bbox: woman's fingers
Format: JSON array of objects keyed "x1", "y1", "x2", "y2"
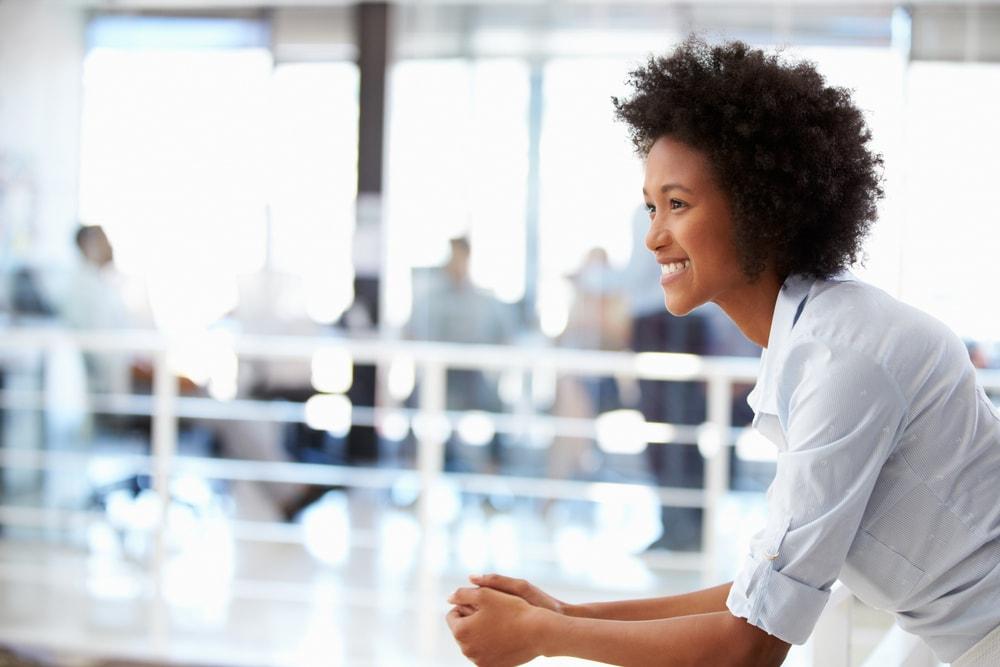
[
  {"x1": 470, "y1": 573, "x2": 525, "y2": 595},
  {"x1": 445, "y1": 607, "x2": 464, "y2": 634},
  {"x1": 448, "y1": 586, "x2": 484, "y2": 607},
  {"x1": 456, "y1": 604, "x2": 476, "y2": 617}
]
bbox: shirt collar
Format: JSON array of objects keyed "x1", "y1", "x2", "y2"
[{"x1": 746, "y1": 274, "x2": 816, "y2": 415}]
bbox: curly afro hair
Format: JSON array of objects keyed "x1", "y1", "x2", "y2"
[{"x1": 613, "y1": 37, "x2": 883, "y2": 281}]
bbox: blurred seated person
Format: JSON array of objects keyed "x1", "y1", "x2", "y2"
[
  {"x1": 59, "y1": 224, "x2": 153, "y2": 397},
  {"x1": 407, "y1": 237, "x2": 514, "y2": 470}
]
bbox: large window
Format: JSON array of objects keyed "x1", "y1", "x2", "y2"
[
  {"x1": 536, "y1": 57, "x2": 643, "y2": 337},
  {"x1": 901, "y1": 62, "x2": 1000, "y2": 341},
  {"x1": 78, "y1": 16, "x2": 359, "y2": 335}
]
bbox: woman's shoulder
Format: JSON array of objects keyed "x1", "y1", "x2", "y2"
[
  {"x1": 799, "y1": 278, "x2": 948, "y2": 346},
  {"x1": 790, "y1": 277, "x2": 969, "y2": 387}
]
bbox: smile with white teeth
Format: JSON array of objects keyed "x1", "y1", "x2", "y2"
[{"x1": 660, "y1": 259, "x2": 690, "y2": 275}]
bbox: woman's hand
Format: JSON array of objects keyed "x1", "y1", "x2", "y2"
[
  {"x1": 468, "y1": 573, "x2": 569, "y2": 615},
  {"x1": 446, "y1": 586, "x2": 553, "y2": 667}
]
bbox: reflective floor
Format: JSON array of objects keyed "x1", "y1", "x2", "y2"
[{"x1": 0, "y1": 487, "x2": 894, "y2": 666}]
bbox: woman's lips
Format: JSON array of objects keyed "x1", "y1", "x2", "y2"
[{"x1": 659, "y1": 259, "x2": 690, "y2": 286}]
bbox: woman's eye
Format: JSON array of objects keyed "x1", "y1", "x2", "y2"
[
  {"x1": 670, "y1": 199, "x2": 686, "y2": 210},
  {"x1": 645, "y1": 203, "x2": 656, "y2": 217}
]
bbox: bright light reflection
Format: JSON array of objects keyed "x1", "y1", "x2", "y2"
[
  {"x1": 87, "y1": 522, "x2": 121, "y2": 557},
  {"x1": 498, "y1": 368, "x2": 524, "y2": 406},
  {"x1": 106, "y1": 488, "x2": 161, "y2": 533},
  {"x1": 387, "y1": 355, "x2": 416, "y2": 401},
  {"x1": 378, "y1": 410, "x2": 410, "y2": 441},
  {"x1": 426, "y1": 481, "x2": 462, "y2": 526},
  {"x1": 304, "y1": 394, "x2": 353, "y2": 437},
  {"x1": 457, "y1": 518, "x2": 489, "y2": 572},
  {"x1": 537, "y1": 277, "x2": 572, "y2": 339},
  {"x1": 634, "y1": 352, "x2": 703, "y2": 380},
  {"x1": 310, "y1": 347, "x2": 354, "y2": 394},
  {"x1": 487, "y1": 514, "x2": 521, "y2": 571},
  {"x1": 590, "y1": 484, "x2": 662, "y2": 554},
  {"x1": 643, "y1": 422, "x2": 677, "y2": 444},
  {"x1": 166, "y1": 328, "x2": 238, "y2": 390},
  {"x1": 697, "y1": 424, "x2": 724, "y2": 460},
  {"x1": 377, "y1": 510, "x2": 420, "y2": 576},
  {"x1": 594, "y1": 409, "x2": 647, "y2": 454},
  {"x1": 412, "y1": 412, "x2": 452, "y2": 445},
  {"x1": 162, "y1": 517, "x2": 234, "y2": 628},
  {"x1": 302, "y1": 491, "x2": 351, "y2": 567},
  {"x1": 86, "y1": 552, "x2": 145, "y2": 601},
  {"x1": 170, "y1": 474, "x2": 215, "y2": 508},
  {"x1": 457, "y1": 411, "x2": 496, "y2": 447},
  {"x1": 389, "y1": 476, "x2": 421, "y2": 507},
  {"x1": 554, "y1": 525, "x2": 593, "y2": 576},
  {"x1": 585, "y1": 551, "x2": 655, "y2": 591}
]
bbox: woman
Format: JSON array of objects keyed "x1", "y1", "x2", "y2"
[{"x1": 445, "y1": 38, "x2": 1000, "y2": 666}]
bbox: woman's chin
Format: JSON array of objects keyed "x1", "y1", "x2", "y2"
[{"x1": 662, "y1": 296, "x2": 696, "y2": 317}]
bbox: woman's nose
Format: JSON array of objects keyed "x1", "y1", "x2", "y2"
[{"x1": 645, "y1": 218, "x2": 667, "y2": 253}]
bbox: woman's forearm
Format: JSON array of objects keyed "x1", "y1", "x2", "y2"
[
  {"x1": 564, "y1": 582, "x2": 732, "y2": 621},
  {"x1": 534, "y1": 607, "x2": 789, "y2": 667}
]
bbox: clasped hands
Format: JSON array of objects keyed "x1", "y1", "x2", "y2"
[{"x1": 446, "y1": 573, "x2": 567, "y2": 667}]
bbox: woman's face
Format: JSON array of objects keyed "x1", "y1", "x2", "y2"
[{"x1": 642, "y1": 135, "x2": 753, "y2": 316}]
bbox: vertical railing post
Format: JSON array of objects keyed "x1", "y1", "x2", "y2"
[
  {"x1": 149, "y1": 347, "x2": 177, "y2": 652},
  {"x1": 703, "y1": 374, "x2": 732, "y2": 580},
  {"x1": 415, "y1": 360, "x2": 448, "y2": 661},
  {"x1": 416, "y1": 361, "x2": 447, "y2": 537},
  {"x1": 151, "y1": 351, "x2": 177, "y2": 575}
]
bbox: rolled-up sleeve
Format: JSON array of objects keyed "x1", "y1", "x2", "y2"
[{"x1": 727, "y1": 338, "x2": 908, "y2": 644}]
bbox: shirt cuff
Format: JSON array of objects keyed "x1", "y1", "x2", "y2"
[{"x1": 726, "y1": 553, "x2": 831, "y2": 645}]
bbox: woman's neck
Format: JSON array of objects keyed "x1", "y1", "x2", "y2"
[{"x1": 714, "y1": 272, "x2": 784, "y2": 349}]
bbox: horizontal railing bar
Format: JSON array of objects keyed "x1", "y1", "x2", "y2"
[
  {"x1": 3, "y1": 329, "x2": 997, "y2": 390},
  {"x1": 0, "y1": 448, "x2": 707, "y2": 507},
  {"x1": 0, "y1": 509, "x2": 705, "y2": 574},
  {"x1": 0, "y1": 389, "x2": 715, "y2": 444},
  {"x1": 0, "y1": 328, "x2": 763, "y2": 381}
]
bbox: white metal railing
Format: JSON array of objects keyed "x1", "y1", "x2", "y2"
[
  {"x1": 0, "y1": 327, "x2": 994, "y2": 666},
  {"x1": 0, "y1": 327, "x2": 763, "y2": 575}
]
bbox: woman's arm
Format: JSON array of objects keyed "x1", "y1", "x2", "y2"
[
  {"x1": 567, "y1": 582, "x2": 732, "y2": 621},
  {"x1": 469, "y1": 573, "x2": 732, "y2": 621},
  {"x1": 446, "y1": 586, "x2": 790, "y2": 667}
]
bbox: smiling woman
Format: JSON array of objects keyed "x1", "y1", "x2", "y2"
[
  {"x1": 445, "y1": 36, "x2": 1000, "y2": 667},
  {"x1": 641, "y1": 136, "x2": 781, "y2": 346}
]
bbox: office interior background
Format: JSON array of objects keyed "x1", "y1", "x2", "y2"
[{"x1": 0, "y1": 0, "x2": 998, "y2": 665}]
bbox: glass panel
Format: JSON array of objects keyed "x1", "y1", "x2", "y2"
[
  {"x1": 902, "y1": 62, "x2": 1000, "y2": 341},
  {"x1": 384, "y1": 58, "x2": 529, "y2": 328}
]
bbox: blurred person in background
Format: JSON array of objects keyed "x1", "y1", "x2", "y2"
[
  {"x1": 408, "y1": 236, "x2": 514, "y2": 471},
  {"x1": 548, "y1": 247, "x2": 629, "y2": 480},
  {"x1": 447, "y1": 38, "x2": 1000, "y2": 667},
  {"x1": 59, "y1": 225, "x2": 142, "y2": 397}
]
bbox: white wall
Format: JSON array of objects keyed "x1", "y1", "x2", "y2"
[{"x1": 0, "y1": 0, "x2": 86, "y2": 267}]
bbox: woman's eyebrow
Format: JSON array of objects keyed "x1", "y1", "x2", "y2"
[{"x1": 642, "y1": 183, "x2": 693, "y2": 196}]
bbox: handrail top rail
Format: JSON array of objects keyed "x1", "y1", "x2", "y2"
[
  {"x1": 0, "y1": 326, "x2": 763, "y2": 381},
  {"x1": 2, "y1": 326, "x2": 1000, "y2": 390}
]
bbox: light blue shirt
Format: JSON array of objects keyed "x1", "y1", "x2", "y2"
[{"x1": 726, "y1": 273, "x2": 1000, "y2": 662}]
